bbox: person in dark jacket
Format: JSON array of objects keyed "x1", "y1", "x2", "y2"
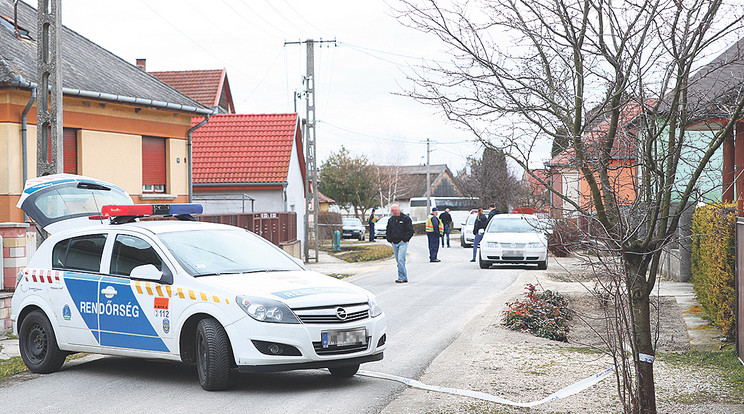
[
  {"x1": 386, "y1": 204, "x2": 415, "y2": 283},
  {"x1": 439, "y1": 208, "x2": 453, "y2": 248},
  {"x1": 368, "y1": 208, "x2": 377, "y2": 242},
  {"x1": 487, "y1": 204, "x2": 499, "y2": 222},
  {"x1": 471, "y1": 208, "x2": 489, "y2": 262}
]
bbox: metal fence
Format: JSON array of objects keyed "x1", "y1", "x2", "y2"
[
  {"x1": 198, "y1": 212, "x2": 297, "y2": 247},
  {"x1": 735, "y1": 217, "x2": 744, "y2": 363}
]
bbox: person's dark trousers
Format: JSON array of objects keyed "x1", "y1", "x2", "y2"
[
  {"x1": 369, "y1": 223, "x2": 375, "y2": 241},
  {"x1": 441, "y1": 224, "x2": 450, "y2": 247},
  {"x1": 427, "y1": 232, "x2": 440, "y2": 260}
]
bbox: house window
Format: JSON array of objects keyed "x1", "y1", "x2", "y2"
[
  {"x1": 45, "y1": 128, "x2": 78, "y2": 173},
  {"x1": 63, "y1": 128, "x2": 77, "y2": 174},
  {"x1": 142, "y1": 136, "x2": 166, "y2": 193}
]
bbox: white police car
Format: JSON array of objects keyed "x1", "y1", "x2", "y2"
[{"x1": 11, "y1": 175, "x2": 386, "y2": 390}]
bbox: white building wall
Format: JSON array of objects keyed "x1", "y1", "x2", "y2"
[{"x1": 286, "y1": 136, "x2": 306, "y2": 252}]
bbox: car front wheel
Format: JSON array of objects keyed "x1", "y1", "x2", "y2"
[
  {"x1": 196, "y1": 318, "x2": 231, "y2": 391},
  {"x1": 478, "y1": 251, "x2": 491, "y2": 269},
  {"x1": 19, "y1": 310, "x2": 67, "y2": 374},
  {"x1": 329, "y1": 363, "x2": 360, "y2": 378},
  {"x1": 537, "y1": 259, "x2": 548, "y2": 270}
]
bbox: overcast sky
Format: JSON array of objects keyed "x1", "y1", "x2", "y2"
[{"x1": 59, "y1": 0, "x2": 535, "y2": 173}]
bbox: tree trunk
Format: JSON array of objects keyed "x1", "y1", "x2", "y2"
[{"x1": 627, "y1": 261, "x2": 657, "y2": 413}]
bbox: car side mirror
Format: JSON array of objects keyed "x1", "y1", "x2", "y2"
[{"x1": 130, "y1": 264, "x2": 163, "y2": 282}]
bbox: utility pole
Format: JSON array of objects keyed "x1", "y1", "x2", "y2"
[
  {"x1": 37, "y1": 0, "x2": 63, "y2": 176},
  {"x1": 426, "y1": 138, "x2": 431, "y2": 213},
  {"x1": 285, "y1": 38, "x2": 336, "y2": 263}
]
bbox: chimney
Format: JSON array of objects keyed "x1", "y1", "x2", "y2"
[{"x1": 136, "y1": 58, "x2": 146, "y2": 71}]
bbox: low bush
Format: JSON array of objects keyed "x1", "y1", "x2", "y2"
[
  {"x1": 502, "y1": 284, "x2": 573, "y2": 342},
  {"x1": 691, "y1": 203, "x2": 736, "y2": 340},
  {"x1": 547, "y1": 221, "x2": 583, "y2": 257}
]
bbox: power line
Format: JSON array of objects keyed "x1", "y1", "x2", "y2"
[
  {"x1": 319, "y1": 120, "x2": 472, "y2": 145},
  {"x1": 281, "y1": 0, "x2": 328, "y2": 36}
]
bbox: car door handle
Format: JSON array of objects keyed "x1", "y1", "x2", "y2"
[{"x1": 101, "y1": 286, "x2": 118, "y2": 299}]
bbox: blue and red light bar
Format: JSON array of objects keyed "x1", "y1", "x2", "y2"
[{"x1": 95, "y1": 203, "x2": 203, "y2": 218}]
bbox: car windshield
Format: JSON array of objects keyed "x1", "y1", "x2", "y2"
[
  {"x1": 158, "y1": 229, "x2": 303, "y2": 276},
  {"x1": 487, "y1": 217, "x2": 539, "y2": 234},
  {"x1": 343, "y1": 218, "x2": 362, "y2": 226},
  {"x1": 466, "y1": 214, "x2": 476, "y2": 225}
]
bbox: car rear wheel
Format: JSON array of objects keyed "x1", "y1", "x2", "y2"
[
  {"x1": 537, "y1": 259, "x2": 548, "y2": 270},
  {"x1": 195, "y1": 318, "x2": 231, "y2": 391},
  {"x1": 329, "y1": 363, "x2": 360, "y2": 378},
  {"x1": 478, "y1": 251, "x2": 491, "y2": 269},
  {"x1": 19, "y1": 310, "x2": 67, "y2": 374},
  {"x1": 460, "y1": 235, "x2": 467, "y2": 248}
]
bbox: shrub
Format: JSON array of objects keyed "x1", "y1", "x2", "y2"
[
  {"x1": 502, "y1": 284, "x2": 573, "y2": 342},
  {"x1": 690, "y1": 203, "x2": 736, "y2": 340},
  {"x1": 547, "y1": 220, "x2": 583, "y2": 257},
  {"x1": 334, "y1": 244, "x2": 393, "y2": 262}
]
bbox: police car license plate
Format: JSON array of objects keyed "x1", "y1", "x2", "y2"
[
  {"x1": 322, "y1": 328, "x2": 367, "y2": 348},
  {"x1": 503, "y1": 250, "x2": 522, "y2": 257}
]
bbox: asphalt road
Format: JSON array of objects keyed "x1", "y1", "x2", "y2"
[{"x1": 0, "y1": 235, "x2": 522, "y2": 414}]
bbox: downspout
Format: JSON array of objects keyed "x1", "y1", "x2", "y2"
[
  {"x1": 21, "y1": 86, "x2": 37, "y2": 187},
  {"x1": 187, "y1": 115, "x2": 210, "y2": 203},
  {"x1": 21, "y1": 85, "x2": 37, "y2": 221}
]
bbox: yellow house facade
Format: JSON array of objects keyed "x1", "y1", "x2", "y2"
[{"x1": 0, "y1": 0, "x2": 213, "y2": 223}]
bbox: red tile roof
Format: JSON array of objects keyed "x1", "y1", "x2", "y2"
[
  {"x1": 191, "y1": 114, "x2": 305, "y2": 185},
  {"x1": 150, "y1": 69, "x2": 226, "y2": 108}
]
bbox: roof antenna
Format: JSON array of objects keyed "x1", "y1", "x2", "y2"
[{"x1": 13, "y1": 0, "x2": 19, "y2": 39}]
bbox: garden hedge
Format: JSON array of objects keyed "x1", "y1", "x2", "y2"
[{"x1": 690, "y1": 203, "x2": 736, "y2": 340}]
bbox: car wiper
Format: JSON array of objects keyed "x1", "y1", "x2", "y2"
[{"x1": 194, "y1": 272, "x2": 224, "y2": 277}]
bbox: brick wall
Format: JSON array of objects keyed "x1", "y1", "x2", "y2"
[
  {"x1": 0, "y1": 223, "x2": 34, "y2": 290},
  {"x1": 0, "y1": 292, "x2": 11, "y2": 331}
]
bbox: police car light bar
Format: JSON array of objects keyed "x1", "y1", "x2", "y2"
[{"x1": 98, "y1": 203, "x2": 203, "y2": 218}]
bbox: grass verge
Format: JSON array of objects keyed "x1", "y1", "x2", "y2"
[
  {"x1": 326, "y1": 244, "x2": 393, "y2": 263},
  {"x1": 0, "y1": 353, "x2": 89, "y2": 379},
  {"x1": 660, "y1": 350, "x2": 744, "y2": 401}
]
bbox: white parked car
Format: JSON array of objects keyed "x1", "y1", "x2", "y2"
[
  {"x1": 478, "y1": 214, "x2": 548, "y2": 270},
  {"x1": 460, "y1": 210, "x2": 490, "y2": 247},
  {"x1": 373, "y1": 216, "x2": 390, "y2": 239},
  {"x1": 11, "y1": 175, "x2": 386, "y2": 390}
]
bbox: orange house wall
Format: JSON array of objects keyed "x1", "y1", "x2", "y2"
[
  {"x1": 578, "y1": 160, "x2": 637, "y2": 210},
  {"x1": 0, "y1": 89, "x2": 194, "y2": 223}
]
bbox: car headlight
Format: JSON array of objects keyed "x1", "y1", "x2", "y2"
[
  {"x1": 236, "y1": 296, "x2": 300, "y2": 324},
  {"x1": 528, "y1": 242, "x2": 543, "y2": 249},
  {"x1": 486, "y1": 242, "x2": 500, "y2": 248},
  {"x1": 368, "y1": 296, "x2": 383, "y2": 318}
]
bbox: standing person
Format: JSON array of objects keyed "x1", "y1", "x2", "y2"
[
  {"x1": 439, "y1": 208, "x2": 453, "y2": 248},
  {"x1": 487, "y1": 203, "x2": 499, "y2": 222},
  {"x1": 471, "y1": 208, "x2": 489, "y2": 262},
  {"x1": 368, "y1": 208, "x2": 377, "y2": 242},
  {"x1": 386, "y1": 204, "x2": 414, "y2": 283},
  {"x1": 426, "y1": 207, "x2": 444, "y2": 262}
]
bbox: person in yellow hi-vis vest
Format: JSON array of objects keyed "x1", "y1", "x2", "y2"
[{"x1": 426, "y1": 207, "x2": 444, "y2": 262}]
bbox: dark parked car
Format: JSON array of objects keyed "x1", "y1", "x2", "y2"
[{"x1": 342, "y1": 218, "x2": 366, "y2": 241}]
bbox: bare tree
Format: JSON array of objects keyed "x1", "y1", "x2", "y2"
[
  {"x1": 458, "y1": 148, "x2": 521, "y2": 211},
  {"x1": 396, "y1": 1, "x2": 744, "y2": 412}
]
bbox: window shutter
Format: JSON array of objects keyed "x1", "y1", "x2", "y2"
[
  {"x1": 63, "y1": 128, "x2": 77, "y2": 174},
  {"x1": 142, "y1": 136, "x2": 166, "y2": 187}
]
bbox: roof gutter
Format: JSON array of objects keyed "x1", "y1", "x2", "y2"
[
  {"x1": 188, "y1": 115, "x2": 210, "y2": 202},
  {"x1": 193, "y1": 182, "x2": 288, "y2": 187},
  {"x1": 8, "y1": 75, "x2": 215, "y2": 115}
]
